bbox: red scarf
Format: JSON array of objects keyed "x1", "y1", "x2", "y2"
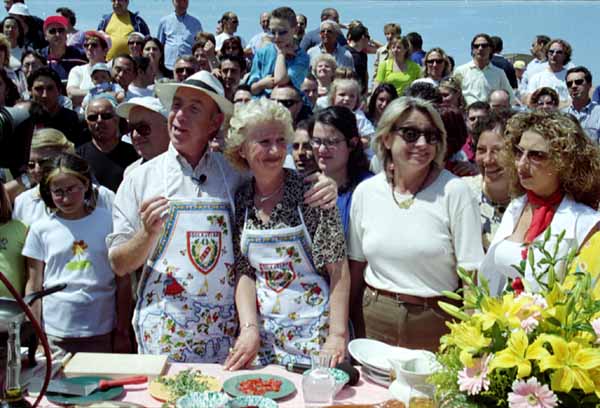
[{"x1": 521, "y1": 189, "x2": 564, "y2": 259}]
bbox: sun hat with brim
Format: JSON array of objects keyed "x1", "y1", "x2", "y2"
[
  {"x1": 43, "y1": 15, "x2": 68, "y2": 31},
  {"x1": 117, "y1": 96, "x2": 168, "y2": 119},
  {"x1": 85, "y1": 30, "x2": 112, "y2": 51},
  {"x1": 128, "y1": 32, "x2": 146, "y2": 41},
  {"x1": 8, "y1": 3, "x2": 30, "y2": 16},
  {"x1": 155, "y1": 70, "x2": 233, "y2": 117}
]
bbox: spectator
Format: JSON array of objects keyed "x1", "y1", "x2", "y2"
[
  {"x1": 464, "y1": 101, "x2": 491, "y2": 161},
  {"x1": 218, "y1": 54, "x2": 245, "y2": 101},
  {"x1": 215, "y1": 12, "x2": 246, "y2": 52},
  {"x1": 1, "y1": 16, "x2": 26, "y2": 69},
  {"x1": 233, "y1": 83, "x2": 252, "y2": 106},
  {"x1": 563, "y1": 66, "x2": 600, "y2": 143},
  {"x1": 192, "y1": 33, "x2": 218, "y2": 71},
  {"x1": 291, "y1": 119, "x2": 317, "y2": 173},
  {"x1": 156, "y1": 0, "x2": 203, "y2": 70},
  {"x1": 111, "y1": 53, "x2": 137, "y2": 92},
  {"x1": 77, "y1": 95, "x2": 139, "y2": 192},
  {"x1": 528, "y1": 86, "x2": 559, "y2": 112},
  {"x1": 490, "y1": 35, "x2": 518, "y2": 89},
  {"x1": 300, "y1": 7, "x2": 346, "y2": 52},
  {"x1": 521, "y1": 34, "x2": 550, "y2": 93},
  {"x1": 307, "y1": 20, "x2": 354, "y2": 70},
  {"x1": 488, "y1": 89, "x2": 511, "y2": 111},
  {"x1": 312, "y1": 53, "x2": 337, "y2": 98},
  {"x1": 366, "y1": 83, "x2": 398, "y2": 127},
  {"x1": 98, "y1": 0, "x2": 150, "y2": 61},
  {"x1": 439, "y1": 77, "x2": 466, "y2": 111},
  {"x1": 294, "y1": 13, "x2": 307, "y2": 46},
  {"x1": 301, "y1": 73, "x2": 319, "y2": 108},
  {"x1": 219, "y1": 35, "x2": 244, "y2": 59},
  {"x1": 172, "y1": 54, "x2": 197, "y2": 82},
  {"x1": 81, "y1": 63, "x2": 125, "y2": 110},
  {"x1": 126, "y1": 56, "x2": 154, "y2": 99},
  {"x1": 0, "y1": 68, "x2": 20, "y2": 107},
  {"x1": 127, "y1": 32, "x2": 145, "y2": 57},
  {"x1": 373, "y1": 23, "x2": 401, "y2": 83},
  {"x1": 143, "y1": 36, "x2": 171, "y2": 80},
  {"x1": 270, "y1": 84, "x2": 306, "y2": 127},
  {"x1": 374, "y1": 35, "x2": 421, "y2": 96},
  {"x1": 412, "y1": 47, "x2": 452, "y2": 87},
  {"x1": 406, "y1": 32, "x2": 425, "y2": 66},
  {"x1": 8, "y1": 3, "x2": 46, "y2": 50},
  {"x1": 56, "y1": 7, "x2": 85, "y2": 53},
  {"x1": 40, "y1": 15, "x2": 86, "y2": 81},
  {"x1": 346, "y1": 24, "x2": 370, "y2": 95},
  {"x1": 246, "y1": 11, "x2": 270, "y2": 55},
  {"x1": 526, "y1": 38, "x2": 572, "y2": 107}
]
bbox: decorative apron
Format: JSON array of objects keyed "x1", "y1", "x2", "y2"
[
  {"x1": 133, "y1": 160, "x2": 237, "y2": 363},
  {"x1": 240, "y1": 208, "x2": 330, "y2": 366}
]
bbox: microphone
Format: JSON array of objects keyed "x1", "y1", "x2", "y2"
[{"x1": 192, "y1": 174, "x2": 207, "y2": 184}]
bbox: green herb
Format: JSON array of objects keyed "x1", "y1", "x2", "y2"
[{"x1": 157, "y1": 369, "x2": 210, "y2": 406}]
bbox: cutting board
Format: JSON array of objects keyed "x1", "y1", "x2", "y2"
[{"x1": 63, "y1": 353, "x2": 168, "y2": 381}]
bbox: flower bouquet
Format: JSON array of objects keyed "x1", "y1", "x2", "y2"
[{"x1": 431, "y1": 229, "x2": 600, "y2": 408}]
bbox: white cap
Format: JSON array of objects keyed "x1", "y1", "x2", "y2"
[
  {"x1": 8, "y1": 3, "x2": 30, "y2": 16},
  {"x1": 117, "y1": 97, "x2": 168, "y2": 119}
]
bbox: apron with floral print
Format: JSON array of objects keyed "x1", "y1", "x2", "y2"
[
  {"x1": 240, "y1": 208, "x2": 330, "y2": 366},
  {"x1": 133, "y1": 160, "x2": 237, "y2": 363}
]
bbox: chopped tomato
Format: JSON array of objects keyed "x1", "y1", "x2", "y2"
[{"x1": 238, "y1": 378, "x2": 282, "y2": 395}]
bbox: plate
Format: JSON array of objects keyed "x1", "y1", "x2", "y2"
[
  {"x1": 45, "y1": 376, "x2": 124, "y2": 406},
  {"x1": 149, "y1": 373, "x2": 222, "y2": 402},
  {"x1": 223, "y1": 374, "x2": 296, "y2": 400},
  {"x1": 388, "y1": 380, "x2": 411, "y2": 403},
  {"x1": 176, "y1": 391, "x2": 229, "y2": 408},
  {"x1": 348, "y1": 339, "x2": 435, "y2": 373},
  {"x1": 225, "y1": 395, "x2": 278, "y2": 408},
  {"x1": 361, "y1": 366, "x2": 391, "y2": 387}
]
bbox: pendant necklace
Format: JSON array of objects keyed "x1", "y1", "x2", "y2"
[
  {"x1": 256, "y1": 182, "x2": 284, "y2": 203},
  {"x1": 391, "y1": 165, "x2": 432, "y2": 210}
]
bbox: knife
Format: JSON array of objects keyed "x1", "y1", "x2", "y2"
[{"x1": 28, "y1": 375, "x2": 148, "y2": 396}]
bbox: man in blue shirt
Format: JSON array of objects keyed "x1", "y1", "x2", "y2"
[
  {"x1": 157, "y1": 0, "x2": 203, "y2": 70},
  {"x1": 248, "y1": 7, "x2": 309, "y2": 98},
  {"x1": 563, "y1": 66, "x2": 600, "y2": 143}
]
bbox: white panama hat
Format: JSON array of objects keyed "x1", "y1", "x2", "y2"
[{"x1": 117, "y1": 96, "x2": 169, "y2": 119}]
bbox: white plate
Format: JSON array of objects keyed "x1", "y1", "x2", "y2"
[
  {"x1": 388, "y1": 380, "x2": 411, "y2": 403},
  {"x1": 361, "y1": 366, "x2": 391, "y2": 387},
  {"x1": 348, "y1": 339, "x2": 433, "y2": 373}
]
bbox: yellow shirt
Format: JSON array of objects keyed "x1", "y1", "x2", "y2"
[
  {"x1": 105, "y1": 13, "x2": 134, "y2": 61},
  {"x1": 0, "y1": 220, "x2": 27, "y2": 298}
]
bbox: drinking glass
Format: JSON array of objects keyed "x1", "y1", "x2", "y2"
[
  {"x1": 409, "y1": 384, "x2": 437, "y2": 408},
  {"x1": 302, "y1": 353, "x2": 335, "y2": 407}
]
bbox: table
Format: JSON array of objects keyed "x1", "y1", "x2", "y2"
[{"x1": 30, "y1": 363, "x2": 394, "y2": 407}]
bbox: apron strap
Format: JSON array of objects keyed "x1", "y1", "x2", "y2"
[
  {"x1": 296, "y1": 206, "x2": 313, "y2": 248},
  {"x1": 214, "y1": 156, "x2": 236, "y2": 217}
]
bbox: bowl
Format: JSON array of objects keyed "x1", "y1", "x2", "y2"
[
  {"x1": 392, "y1": 354, "x2": 440, "y2": 388},
  {"x1": 225, "y1": 396, "x2": 278, "y2": 408},
  {"x1": 176, "y1": 391, "x2": 229, "y2": 408},
  {"x1": 303, "y1": 367, "x2": 350, "y2": 396}
]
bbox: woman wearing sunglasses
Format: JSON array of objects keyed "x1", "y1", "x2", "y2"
[
  {"x1": 413, "y1": 47, "x2": 452, "y2": 87},
  {"x1": 347, "y1": 97, "x2": 484, "y2": 351},
  {"x1": 480, "y1": 111, "x2": 600, "y2": 296}
]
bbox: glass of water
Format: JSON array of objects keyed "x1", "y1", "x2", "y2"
[{"x1": 302, "y1": 353, "x2": 336, "y2": 407}]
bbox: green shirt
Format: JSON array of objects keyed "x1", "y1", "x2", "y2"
[
  {"x1": 375, "y1": 59, "x2": 422, "y2": 96},
  {"x1": 0, "y1": 220, "x2": 27, "y2": 298}
]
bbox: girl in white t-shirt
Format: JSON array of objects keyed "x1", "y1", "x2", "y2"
[{"x1": 22, "y1": 153, "x2": 116, "y2": 353}]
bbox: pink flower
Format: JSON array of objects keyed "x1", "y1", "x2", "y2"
[
  {"x1": 591, "y1": 318, "x2": 600, "y2": 343},
  {"x1": 516, "y1": 293, "x2": 547, "y2": 334},
  {"x1": 508, "y1": 377, "x2": 558, "y2": 408},
  {"x1": 457, "y1": 354, "x2": 491, "y2": 395}
]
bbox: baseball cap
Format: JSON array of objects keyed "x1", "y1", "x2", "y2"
[{"x1": 43, "y1": 15, "x2": 68, "y2": 31}]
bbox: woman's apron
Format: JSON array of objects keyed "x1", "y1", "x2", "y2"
[
  {"x1": 240, "y1": 207, "x2": 330, "y2": 366},
  {"x1": 133, "y1": 159, "x2": 237, "y2": 363}
]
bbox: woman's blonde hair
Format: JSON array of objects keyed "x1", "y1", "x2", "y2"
[
  {"x1": 224, "y1": 98, "x2": 294, "y2": 172},
  {"x1": 31, "y1": 128, "x2": 75, "y2": 152},
  {"x1": 328, "y1": 78, "x2": 360, "y2": 110},
  {"x1": 501, "y1": 111, "x2": 600, "y2": 208},
  {"x1": 389, "y1": 35, "x2": 411, "y2": 60},
  {"x1": 311, "y1": 53, "x2": 337, "y2": 78},
  {"x1": 373, "y1": 96, "x2": 447, "y2": 175},
  {"x1": 0, "y1": 33, "x2": 10, "y2": 67}
]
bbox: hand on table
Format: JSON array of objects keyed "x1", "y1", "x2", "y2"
[
  {"x1": 224, "y1": 327, "x2": 260, "y2": 371},
  {"x1": 322, "y1": 333, "x2": 347, "y2": 367}
]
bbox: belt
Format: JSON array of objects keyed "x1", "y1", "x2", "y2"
[{"x1": 366, "y1": 284, "x2": 459, "y2": 309}]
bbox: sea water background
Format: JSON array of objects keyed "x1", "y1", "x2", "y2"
[{"x1": 10, "y1": 1, "x2": 600, "y2": 86}]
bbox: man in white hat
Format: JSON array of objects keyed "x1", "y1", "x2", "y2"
[
  {"x1": 116, "y1": 96, "x2": 170, "y2": 176},
  {"x1": 107, "y1": 71, "x2": 336, "y2": 363}
]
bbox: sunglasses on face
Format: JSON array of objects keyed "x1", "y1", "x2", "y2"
[
  {"x1": 548, "y1": 49, "x2": 564, "y2": 55},
  {"x1": 84, "y1": 42, "x2": 100, "y2": 49},
  {"x1": 292, "y1": 142, "x2": 312, "y2": 150},
  {"x1": 273, "y1": 98, "x2": 299, "y2": 108},
  {"x1": 175, "y1": 67, "x2": 195, "y2": 75},
  {"x1": 392, "y1": 126, "x2": 441, "y2": 145},
  {"x1": 472, "y1": 43, "x2": 490, "y2": 49},
  {"x1": 128, "y1": 40, "x2": 144, "y2": 46},
  {"x1": 426, "y1": 58, "x2": 444, "y2": 65},
  {"x1": 27, "y1": 157, "x2": 51, "y2": 170},
  {"x1": 566, "y1": 78, "x2": 585, "y2": 87},
  {"x1": 130, "y1": 122, "x2": 152, "y2": 136},
  {"x1": 513, "y1": 145, "x2": 550, "y2": 163},
  {"x1": 87, "y1": 112, "x2": 114, "y2": 122},
  {"x1": 48, "y1": 27, "x2": 66, "y2": 35},
  {"x1": 269, "y1": 29, "x2": 289, "y2": 37},
  {"x1": 320, "y1": 29, "x2": 334, "y2": 34}
]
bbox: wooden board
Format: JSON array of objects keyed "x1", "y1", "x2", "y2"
[{"x1": 63, "y1": 353, "x2": 168, "y2": 381}]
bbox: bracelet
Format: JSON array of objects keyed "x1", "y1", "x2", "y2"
[{"x1": 240, "y1": 323, "x2": 259, "y2": 330}]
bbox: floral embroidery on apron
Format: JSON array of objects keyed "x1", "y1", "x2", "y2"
[
  {"x1": 241, "y1": 208, "x2": 330, "y2": 366},
  {"x1": 133, "y1": 157, "x2": 238, "y2": 363}
]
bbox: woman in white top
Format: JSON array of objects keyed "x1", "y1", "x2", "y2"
[
  {"x1": 348, "y1": 97, "x2": 484, "y2": 351},
  {"x1": 1, "y1": 16, "x2": 26, "y2": 69},
  {"x1": 480, "y1": 111, "x2": 600, "y2": 295},
  {"x1": 67, "y1": 30, "x2": 110, "y2": 108},
  {"x1": 22, "y1": 153, "x2": 116, "y2": 353},
  {"x1": 412, "y1": 47, "x2": 452, "y2": 87}
]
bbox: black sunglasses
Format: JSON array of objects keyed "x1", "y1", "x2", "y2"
[
  {"x1": 175, "y1": 67, "x2": 195, "y2": 75},
  {"x1": 48, "y1": 27, "x2": 66, "y2": 35},
  {"x1": 273, "y1": 99, "x2": 299, "y2": 108},
  {"x1": 130, "y1": 122, "x2": 152, "y2": 136},
  {"x1": 566, "y1": 78, "x2": 585, "y2": 87},
  {"x1": 426, "y1": 58, "x2": 444, "y2": 65},
  {"x1": 128, "y1": 40, "x2": 144, "y2": 46},
  {"x1": 87, "y1": 112, "x2": 115, "y2": 122},
  {"x1": 472, "y1": 43, "x2": 490, "y2": 49},
  {"x1": 392, "y1": 126, "x2": 441, "y2": 145}
]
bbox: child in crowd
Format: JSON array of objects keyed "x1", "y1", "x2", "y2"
[
  {"x1": 22, "y1": 153, "x2": 116, "y2": 353},
  {"x1": 81, "y1": 63, "x2": 124, "y2": 110},
  {"x1": 0, "y1": 182, "x2": 27, "y2": 298}
]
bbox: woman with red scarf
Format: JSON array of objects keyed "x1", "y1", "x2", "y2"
[{"x1": 480, "y1": 111, "x2": 600, "y2": 295}]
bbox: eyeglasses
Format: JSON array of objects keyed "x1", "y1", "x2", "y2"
[
  {"x1": 84, "y1": 42, "x2": 99, "y2": 49},
  {"x1": 566, "y1": 78, "x2": 586, "y2": 87},
  {"x1": 175, "y1": 67, "x2": 196, "y2": 75},
  {"x1": 87, "y1": 112, "x2": 115, "y2": 122},
  {"x1": 48, "y1": 27, "x2": 66, "y2": 35},
  {"x1": 128, "y1": 40, "x2": 144, "y2": 46},
  {"x1": 272, "y1": 98, "x2": 299, "y2": 108},
  {"x1": 269, "y1": 29, "x2": 289, "y2": 37},
  {"x1": 547, "y1": 49, "x2": 563, "y2": 55},
  {"x1": 426, "y1": 58, "x2": 444, "y2": 65},
  {"x1": 310, "y1": 137, "x2": 345, "y2": 149},
  {"x1": 513, "y1": 145, "x2": 550, "y2": 164},
  {"x1": 392, "y1": 126, "x2": 441, "y2": 145},
  {"x1": 472, "y1": 43, "x2": 490, "y2": 49},
  {"x1": 292, "y1": 142, "x2": 312, "y2": 151},
  {"x1": 130, "y1": 122, "x2": 152, "y2": 136},
  {"x1": 50, "y1": 184, "x2": 85, "y2": 199}
]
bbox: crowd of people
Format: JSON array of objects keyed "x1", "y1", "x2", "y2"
[{"x1": 2, "y1": 0, "x2": 600, "y2": 368}]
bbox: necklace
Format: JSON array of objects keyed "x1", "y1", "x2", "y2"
[
  {"x1": 391, "y1": 165, "x2": 432, "y2": 210},
  {"x1": 255, "y1": 182, "x2": 284, "y2": 203}
]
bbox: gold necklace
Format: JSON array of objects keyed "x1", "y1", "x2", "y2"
[
  {"x1": 255, "y1": 182, "x2": 284, "y2": 203},
  {"x1": 391, "y1": 166, "x2": 432, "y2": 210}
]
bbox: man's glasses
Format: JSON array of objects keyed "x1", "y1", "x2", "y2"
[
  {"x1": 566, "y1": 78, "x2": 585, "y2": 87},
  {"x1": 27, "y1": 158, "x2": 51, "y2": 170},
  {"x1": 426, "y1": 58, "x2": 444, "y2": 65},
  {"x1": 472, "y1": 43, "x2": 490, "y2": 49},
  {"x1": 320, "y1": 29, "x2": 335, "y2": 35},
  {"x1": 87, "y1": 112, "x2": 115, "y2": 122},
  {"x1": 513, "y1": 145, "x2": 550, "y2": 164},
  {"x1": 310, "y1": 137, "x2": 344, "y2": 149},
  {"x1": 130, "y1": 122, "x2": 152, "y2": 136},
  {"x1": 392, "y1": 126, "x2": 441, "y2": 145},
  {"x1": 48, "y1": 27, "x2": 66, "y2": 35},
  {"x1": 273, "y1": 99, "x2": 299, "y2": 108},
  {"x1": 128, "y1": 40, "x2": 144, "y2": 46},
  {"x1": 175, "y1": 67, "x2": 196, "y2": 75}
]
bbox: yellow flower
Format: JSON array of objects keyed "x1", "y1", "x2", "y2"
[
  {"x1": 533, "y1": 334, "x2": 600, "y2": 394},
  {"x1": 443, "y1": 321, "x2": 490, "y2": 367},
  {"x1": 489, "y1": 330, "x2": 531, "y2": 378},
  {"x1": 477, "y1": 294, "x2": 525, "y2": 331}
]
